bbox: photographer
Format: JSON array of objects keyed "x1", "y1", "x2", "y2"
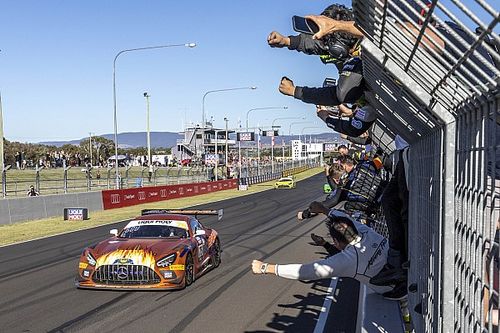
[{"x1": 27, "y1": 185, "x2": 39, "y2": 197}]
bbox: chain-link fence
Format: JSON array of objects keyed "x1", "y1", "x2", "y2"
[{"x1": 353, "y1": 0, "x2": 499, "y2": 331}]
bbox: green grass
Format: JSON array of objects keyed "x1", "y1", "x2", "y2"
[{"x1": 0, "y1": 167, "x2": 323, "y2": 247}]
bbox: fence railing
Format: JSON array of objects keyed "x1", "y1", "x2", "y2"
[
  {"x1": 1, "y1": 159, "x2": 322, "y2": 198},
  {"x1": 352, "y1": 0, "x2": 499, "y2": 331}
]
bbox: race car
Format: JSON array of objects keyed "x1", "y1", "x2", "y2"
[
  {"x1": 274, "y1": 176, "x2": 296, "y2": 189},
  {"x1": 75, "y1": 209, "x2": 222, "y2": 290},
  {"x1": 323, "y1": 183, "x2": 332, "y2": 193}
]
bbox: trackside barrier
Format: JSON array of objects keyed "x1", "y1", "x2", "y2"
[
  {"x1": 102, "y1": 179, "x2": 238, "y2": 210},
  {"x1": 352, "y1": 0, "x2": 499, "y2": 331},
  {"x1": 0, "y1": 191, "x2": 103, "y2": 226},
  {"x1": 238, "y1": 162, "x2": 320, "y2": 187},
  {"x1": 282, "y1": 166, "x2": 311, "y2": 177}
]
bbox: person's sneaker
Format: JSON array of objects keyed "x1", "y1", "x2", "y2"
[
  {"x1": 383, "y1": 282, "x2": 408, "y2": 301},
  {"x1": 370, "y1": 265, "x2": 407, "y2": 286},
  {"x1": 310, "y1": 233, "x2": 326, "y2": 246}
]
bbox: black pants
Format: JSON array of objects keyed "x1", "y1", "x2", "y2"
[
  {"x1": 382, "y1": 157, "x2": 409, "y2": 263},
  {"x1": 325, "y1": 118, "x2": 374, "y2": 137}
]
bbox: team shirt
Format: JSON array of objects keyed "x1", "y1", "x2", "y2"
[{"x1": 275, "y1": 213, "x2": 391, "y2": 294}]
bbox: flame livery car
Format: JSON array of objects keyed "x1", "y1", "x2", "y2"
[
  {"x1": 75, "y1": 209, "x2": 222, "y2": 290},
  {"x1": 274, "y1": 177, "x2": 296, "y2": 189}
]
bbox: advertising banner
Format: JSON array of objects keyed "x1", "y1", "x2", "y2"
[{"x1": 102, "y1": 179, "x2": 238, "y2": 210}]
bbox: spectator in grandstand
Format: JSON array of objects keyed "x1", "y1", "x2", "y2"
[
  {"x1": 252, "y1": 204, "x2": 406, "y2": 300},
  {"x1": 370, "y1": 135, "x2": 409, "y2": 289},
  {"x1": 26, "y1": 185, "x2": 39, "y2": 197},
  {"x1": 268, "y1": 4, "x2": 366, "y2": 106}
]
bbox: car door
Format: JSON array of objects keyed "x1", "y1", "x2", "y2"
[{"x1": 189, "y1": 218, "x2": 210, "y2": 270}]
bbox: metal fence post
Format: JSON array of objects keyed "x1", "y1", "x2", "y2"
[{"x1": 2, "y1": 168, "x2": 6, "y2": 198}]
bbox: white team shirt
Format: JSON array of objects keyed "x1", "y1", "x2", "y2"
[{"x1": 275, "y1": 218, "x2": 391, "y2": 293}]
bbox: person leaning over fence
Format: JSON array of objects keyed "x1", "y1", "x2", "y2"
[
  {"x1": 316, "y1": 98, "x2": 377, "y2": 138},
  {"x1": 27, "y1": 185, "x2": 39, "y2": 197},
  {"x1": 269, "y1": 5, "x2": 366, "y2": 106},
  {"x1": 251, "y1": 204, "x2": 406, "y2": 300},
  {"x1": 298, "y1": 163, "x2": 345, "y2": 220}
]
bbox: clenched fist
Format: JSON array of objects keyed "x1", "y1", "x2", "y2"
[
  {"x1": 267, "y1": 31, "x2": 290, "y2": 48},
  {"x1": 252, "y1": 260, "x2": 264, "y2": 274},
  {"x1": 279, "y1": 77, "x2": 295, "y2": 96}
]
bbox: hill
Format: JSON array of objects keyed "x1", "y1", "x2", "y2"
[{"x1": 39, "y1": 131, "x2": 341, "y2": 148}]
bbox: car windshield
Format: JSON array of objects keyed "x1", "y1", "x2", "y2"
[
  {"x1": 119, "y1": 225, "x2": 188, "y2": 239},
  {"x1": 280, "y1": 178, "x2": 292, "y2": 182}
]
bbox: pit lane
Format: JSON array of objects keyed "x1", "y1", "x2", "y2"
[{"x1": 0, "y1": 174, "x2": 359, "y2": 333}]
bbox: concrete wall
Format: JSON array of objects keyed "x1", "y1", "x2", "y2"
[{"x1": 0, "y1": 192, "x2": 103, "y2": 226}]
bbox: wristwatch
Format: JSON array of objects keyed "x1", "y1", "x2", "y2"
[{"x1": 260, "y1": 263, "x2": 269, "y2": 274}]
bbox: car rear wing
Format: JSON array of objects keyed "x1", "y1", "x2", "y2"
[{"x1": 141, "y1": 209, "x2": 224, "y2": 221}]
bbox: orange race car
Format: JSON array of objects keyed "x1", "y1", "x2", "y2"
[{"x1": 75, "y1": 209, "x2": 222, "y2": 290}]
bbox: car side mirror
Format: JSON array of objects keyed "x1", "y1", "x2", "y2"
[
  {"x1": 110, "y1": 229, "x2": 118, "y2": 236},
  {"x1": 194, "y1": 229, "x2": 206, "y2": 236}
]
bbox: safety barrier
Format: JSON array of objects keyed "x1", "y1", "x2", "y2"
[
  {"x1": 0, "y1": 191, "x2": 103, "y2": 226},
  {"x1": 102, "y1": 179, "x2": 238, "y2": 209},
  {"x1": 239, "y1": 162, "x2": 320, "y2": 187},
  {"x1": 352, "y1": 0, "x2": 499, "y2": 331}
]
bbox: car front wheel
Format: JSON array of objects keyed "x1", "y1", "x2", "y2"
[{"x1": 184, "y1": 254, "x2": 194, "y2": 287}]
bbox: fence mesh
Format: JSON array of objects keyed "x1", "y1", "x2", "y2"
[{"x1": 353, "y1": 0, "x2": 499, "y2": 331}]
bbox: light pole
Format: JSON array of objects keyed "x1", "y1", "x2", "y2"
[
  {"x1": 143, "y1": 92, "x2": 151, "y2": 165},
  {"x1": 202, "y1": 87, "x2": 256, "y2": 130},
  {"x1": 245, "y1": 106, "x2": 287, "y2": 173},
  {"x1": 88, "y1": 132, "x2": 93, "y2": 166},
  {"x1": 112, "y1": 42, "x2": 196, "y2": 189},
  {"x1": 245, "y1": 106, "x2": 287, "y2": 131},
  {"x1": 270, "y1": 116, "x2": 305, "y2": 172},
  {"x1": 201, "y1": 87, "x2": 256, "y2": 170},
  {"x1": 224, "y1": 117, "x2": 229, "y2": 175}
]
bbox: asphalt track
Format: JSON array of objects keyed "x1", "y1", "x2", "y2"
[{"x1": 0, "y1": 174, "x2": 359, "y2": 333}]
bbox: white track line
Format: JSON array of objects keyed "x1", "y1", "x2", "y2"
[{"x1": 313, "y1": 277, "x2": 339, "y2": 333}]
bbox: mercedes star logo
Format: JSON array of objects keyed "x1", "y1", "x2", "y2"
[{"x1": 116, "y1": 266, "x2": 129, "y2": 280}]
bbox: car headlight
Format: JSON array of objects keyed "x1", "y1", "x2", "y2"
[
  {"x1": 86, "y1": 252, "x2": 97, "y2": 266},
  {"x1": 157, "y1": 253, "x2": 177, "y2": 268}
]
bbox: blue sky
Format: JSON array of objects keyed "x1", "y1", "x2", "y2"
[
  {"x1": 0, "y1": 0, "x2": 340, "y2": 142},
  {"x1": 0, "y1": 0, "x2": 496, "y2": 143}
]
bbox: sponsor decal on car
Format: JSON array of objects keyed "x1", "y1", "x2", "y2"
[
  {"x1": 127, "y1": 219, "x2": 189, "y2": 230},
  {"x1": 79, "y1": 262, "x2": 88, "y2": 269},
  {"x1": 168, "y1": 264, "x2": 185, "y2": 271}
]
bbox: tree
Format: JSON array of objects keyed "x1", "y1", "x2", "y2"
[{"x1": 79, "y1": 136, "x2": 115, "y2": 165}]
